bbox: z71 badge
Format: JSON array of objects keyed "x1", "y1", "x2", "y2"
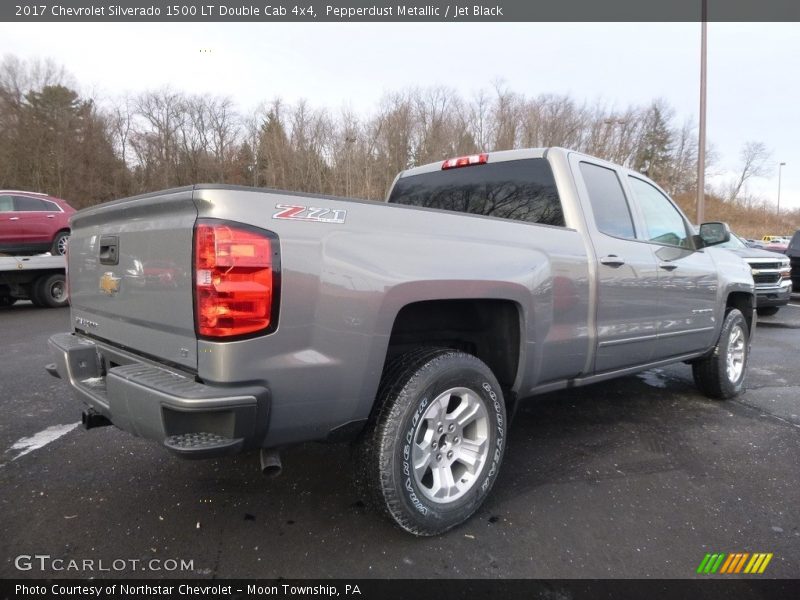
[{"x1": 273, "y1": 204, "x2": 347, "y2": 224}]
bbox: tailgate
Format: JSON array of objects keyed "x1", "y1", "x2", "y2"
[{"x1": 68, "y1": 188, "x2": 198, "y2": 370}]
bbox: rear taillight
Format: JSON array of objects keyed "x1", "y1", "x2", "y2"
[
  {"x1": 193, "y1": 220, "x2": 279, "y2": 338},
  {"x1": 441, "y1": 153, "x2": 488, "y2": 170}
]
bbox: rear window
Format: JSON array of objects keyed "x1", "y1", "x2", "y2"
[{"x1": 388, "y1": 158, "x2": 565, "y2": 227}]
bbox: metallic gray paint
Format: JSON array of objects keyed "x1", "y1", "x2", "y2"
[
  {"x1": 68, "y1": 188, "x2": 198, "y2": 369},
  {"x1": 48, "y1": 332, "x2": 265, "y2": 450},
  {"x1": 50, "y1": 147, "x2": 755, "y2": 452},
  {"x1": 192, "y1": 183, "x2": 589, "y2": 445}
]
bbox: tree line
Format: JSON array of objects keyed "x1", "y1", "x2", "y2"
[{"x1": 0, "y1": 55, "x2": 795, "y2": 235}]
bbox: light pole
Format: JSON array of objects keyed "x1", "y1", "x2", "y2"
[
  {"x1": 697, "y1": 0, "x2": 708, "y2": 224},
  {"x1": 777, "y1": 162, "x2": 786, "y2": 217}
]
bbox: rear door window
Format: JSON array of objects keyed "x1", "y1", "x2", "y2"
[
  {"x1": 388, "y1": 158, "x2": 565, "y2": 227},
  {"x1": 13, "y1": 196, "x2": 49, "y2": 212},
  {"x1": 579, "y1": 162, "x2": 636, "y2": 239}
]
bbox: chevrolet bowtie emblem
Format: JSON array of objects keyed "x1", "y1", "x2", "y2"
[{"x1": 99, "y1": 272, "x2": 121, "y2": 295}]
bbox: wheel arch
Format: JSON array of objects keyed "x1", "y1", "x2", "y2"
[
  {"x1": 726, "y1": 291, "x2": 755, "y2": 334},
  {"x1": 379, "y1": 298, "x2": 524, "y2": 414}
]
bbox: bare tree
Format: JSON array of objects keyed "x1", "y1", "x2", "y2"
[
  {"x1": 413, "y1": 86, "x2": 460, "y2": 164},
  {"x1": 726, "y1": 141, "x2": 772, "y2": 205},
  {"x1": 133, "y1": 88, "x2": 185, "y2": 188},
  {"x1": 109, "y1": 94, "x2": 134, "y2": 168},
  {"x1": 467, "y1": 89, "x2": 491, "y2": 152},
  {"x1": 207, "y1": 97, "x2": 239, "y2": 182},
  {"x1": 242, "y1": 103, "x2": 268, "y2": 186},
  {"x1": 491, "y1": 81, "x2": 520, "y2": 150},
  {"x1": 662, "y1": 117, "x2": 697, "y2": 196},
  {"x1": 4, "y1": 51, "x2": 795, "y2": 234}
]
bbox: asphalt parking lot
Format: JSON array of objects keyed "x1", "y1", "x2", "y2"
[{"x1": 1, "y1": 300, "x2": 799, "y2": 579}]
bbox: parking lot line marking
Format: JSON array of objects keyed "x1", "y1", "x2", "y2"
[
  {"x1": 4, "y1": 422, "x2": 80, "y2": 464},
  {"x1": 788, "y1": 304, "x2": 800, "y2": 308}
]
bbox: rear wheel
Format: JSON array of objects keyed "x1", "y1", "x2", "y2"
[
  {"x1": 51, "y1": 231, "x2": 69, "y2": 255},
  {"x1": 692, "y1": 309, "x2": 749, "y2": 399},
  {"x1": 357, "y1": 348, "x2": 507, "y2": 536},
  {"x1": 756, "y1": 306, "x2": 779, "y2": 317},
  {"x1": 34, "y1": 274, "x2": 69, "y2": 308}
]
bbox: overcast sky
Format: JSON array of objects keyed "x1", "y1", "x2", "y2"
[{"x1": 3, "y1": 21, "x2": 798, "y2": 211}]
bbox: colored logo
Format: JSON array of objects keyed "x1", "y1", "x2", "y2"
[
  {"x1": 99, "y1": 272, "x2": 121, "y2": 296},
  {"x1": 697, "y1": 552, "x2": 773, "y2": 575},
  {"x1": 273, "y1": 204, "x2": 347, "y2": 224}
]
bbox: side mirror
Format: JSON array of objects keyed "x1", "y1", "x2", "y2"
[{"x1": 698, "y1": 222, "x2": 731, "y2": 247}]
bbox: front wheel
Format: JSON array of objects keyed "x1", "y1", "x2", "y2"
[
  {"x1": 756, "y1": 306, "x2": 779, "y2": 317},
  {"x1": 357, "y1": 348, "x2": 507, "y2": 536},
  {"x1": 692, "y1": 309, "x2": 749, "y2": 399}
]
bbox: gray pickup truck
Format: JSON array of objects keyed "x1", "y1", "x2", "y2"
[{"x1": 48, "y1": 148, "x2": 754, "y2": 535}]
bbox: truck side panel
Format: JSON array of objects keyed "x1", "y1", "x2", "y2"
[{"x1": 192, "y1": 188, "x2": 590, "y2": 446}]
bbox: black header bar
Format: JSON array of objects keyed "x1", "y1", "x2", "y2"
[{"x1": 3, "y1": 0, "x2": 800, "y2": 22}]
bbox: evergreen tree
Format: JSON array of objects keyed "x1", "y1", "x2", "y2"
[{"x1": 634, "y1": 102, "x2": 673, "y2": 181}]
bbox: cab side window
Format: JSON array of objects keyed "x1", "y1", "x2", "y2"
[
  {"x1": 0, "y1": 195, "x2": 13, "y2": 212},
  {"x1": 628, "y1": 177, "x2": 691, "y2": 248},
  {"x1": 579, "y1": 162, "x2": 636, "y2": 239}
]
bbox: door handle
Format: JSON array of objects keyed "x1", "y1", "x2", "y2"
[
  {"x1": 599, "y1": 255, "x2": 625, "y2": 267},
  {"x1": 47, "y1": 215, "x2": 55, "y2": 218},
  {"x1": 9, "y1": 216, "x2": 19, "y2": 221},
  {"x1": 99, "y1": 235, "x2": 119, "y2": 265},
  {"x1": 659, "y1": 263, "x2": 678, "y2": 271}
]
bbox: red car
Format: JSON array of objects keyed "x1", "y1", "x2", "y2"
[
  {"x1": 763, "y1": 240, "x2": 789, "y2": 254},
  {"x1": 0, "y1": 190, "x2": 75, "y2": 255}
]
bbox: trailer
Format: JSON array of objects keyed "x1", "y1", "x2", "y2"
[{"x1": 0, "y1": 254, "x2": 68, "y2": 308}]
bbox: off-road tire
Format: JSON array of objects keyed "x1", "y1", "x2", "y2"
[
  {"x1": 357, "y1": 348, "x2": 507, "y2": 536},
  {"x1": 692, "y1": 308, "x2": 749, "y2": 399}
]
